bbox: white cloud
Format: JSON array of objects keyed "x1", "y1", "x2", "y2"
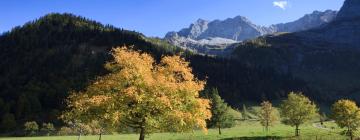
[{"x1": 273, "y1": 1, "x2": 288, "y2": 10}]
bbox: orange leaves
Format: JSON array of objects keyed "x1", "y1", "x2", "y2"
[{"x1": 64, "y1": 46, "x2": 211, "y2": 133}]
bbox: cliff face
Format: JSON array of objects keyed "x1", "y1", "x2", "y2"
[
  {"x1": 273, "y1": 10, "x2": 337, "y2": 32},
  {"x1": 336, "y1": 0, "x2": 360, "y2": 21},
  {"x1": 294, "y1": 0, "x2": 360, "y2": 46}
]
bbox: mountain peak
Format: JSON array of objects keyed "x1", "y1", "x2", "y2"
[
  {"x1": 195, "y1": 18, "x2": 208, "y2": 23},
  {"x1": 336, "y1": 0, "x2": 360, "y2": 20}
]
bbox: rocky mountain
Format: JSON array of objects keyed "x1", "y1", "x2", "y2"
[
  {"x1": 165, "y1": 10, "x2": 337, "y2": 55},
  {"x1": 231, "y1": 0, "x2": 360, "y2": 103},
  {"x1": 272, "y1": 10, "x2": 337, "y2": 33},
  {"x1": 336, "y1": 0, "x2": 360, "y2": 21},
  {"x1": 276, "y1": 0, "x2": 360, "y2": 47}
]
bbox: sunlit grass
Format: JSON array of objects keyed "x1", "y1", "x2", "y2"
[{"x1": 0, "y1": 121, "x2": 347, "y2": 140}]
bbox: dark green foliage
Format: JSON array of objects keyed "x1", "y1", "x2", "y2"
[
  {"x1": 0, "y1": 113, "x2": 17, "y2": 132},
  {"x1": 206, "y1": 88, "x2": 237, "y2": 134},
  {"x1": 0, "y1": 13, "x2": 180, "y2": 133},
  {"x1": 231, "y1": 36, "x2": 360, "y2": 103},
  {"x1": 189, "y1": 55, "x2": 307, "y2": 106},
  {"x1": 40, "y1": 123, "x2": 55, "y2": 136}
]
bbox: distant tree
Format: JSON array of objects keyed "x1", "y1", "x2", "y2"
[
  {"x1": 24, "y1": 121, "x2": 39, "y2": 136},
  {"x1": 0, "y1": 113, "x2": 17, "y2": 132},
  {"x1": 280, "y1": 92, "x2": 318, "y2": 136},
  {"x1": 319, "y1": 112, "x2": 328, "y2": 125},
  {"x1": 222, "y1": 106, "x2": 242, "y2": 128},
  {"x1": 208, "y1": 88, "x2": 236, "y2": 135},
  {"x1": 242, "y1": 104, "x2": 249, "y2": 120},
  {"x1": 58, "y1": 126, "x2": 75, "y2": 136},
  {"x1": 259, "y1": 101, "x2": 278, "y2": 132},
  {"x1": 63, "y1": 47, "x2": 211, "y2": 140},
  {"x1": 41, "y1": 123, "x2": 55, "y2": 136},
  {"x1": 331, "y1": 99, "x2": 360, "y2": 140}
]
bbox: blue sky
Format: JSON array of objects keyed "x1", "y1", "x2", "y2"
[{"x1": 0, "y1": 0, "x2": 344, "y2": 37}]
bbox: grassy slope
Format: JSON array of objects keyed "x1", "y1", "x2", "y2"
[{"x1": 0, "y1": 121, "x2": 347, "y2": 140}]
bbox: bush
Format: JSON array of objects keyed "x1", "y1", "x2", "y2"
[
  {"x1": 222, "y1": 108, "x2": 242, "y2": 128},
  {"x1": 24, "y1": 121, "x2": 39, "y2": 136},
  {"x1": 58, "y1": 127, "x2": 75, "y2": 136},
  {"x1": 40, "y1": 123, "x2": 55, "y2": 136}
]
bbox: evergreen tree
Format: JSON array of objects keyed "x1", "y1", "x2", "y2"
[{"x1": 208, "y1": 88, "x2": 236, "y2": 135}]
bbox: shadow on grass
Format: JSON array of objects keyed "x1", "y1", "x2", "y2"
[{"x1": 221, "y1": 136, "x2": 284, "y2": 140}]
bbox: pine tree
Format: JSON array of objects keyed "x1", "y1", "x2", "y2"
[{"x1": 208, "y1": 88, "x2": 230, "y2": 135}]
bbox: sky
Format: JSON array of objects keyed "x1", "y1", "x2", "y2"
[{"x1": 0, "y1": 0, "x2": 344, "y2": 37}]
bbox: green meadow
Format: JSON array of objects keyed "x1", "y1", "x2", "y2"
[{"x1": 0, "y1": 121, "x2": 348, "y2": 140}]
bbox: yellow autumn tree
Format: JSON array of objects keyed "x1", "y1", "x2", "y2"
[
  {"x1": 279, "y1": 92, "x2": 318, "y2": 136},
  {"x1": 259, "y1": 101, "x2": 278, "y2": 132},
  {"x1": 332, "y1": 99, "x2": 360, "y2": 140},
  {"x1": 62, "y1": 46, "x2": 211, "y2": 140}
]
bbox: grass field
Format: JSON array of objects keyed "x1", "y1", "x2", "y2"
[{"x1": 0, "y1": 121, "x2": 348, "y2": 140}]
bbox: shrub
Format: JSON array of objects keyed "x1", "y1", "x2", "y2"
[
  {"x1": 58, "y1": 126, "x2": 75, "y2": 136},
  {"x1": 40, "y1": 123, "x2": 55, "y2": 136},
  {"x1": 24, "y1": 121, "x2": 39, "y2": 136}
]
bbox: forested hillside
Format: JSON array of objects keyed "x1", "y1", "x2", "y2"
[{"x1": 0, "y1": 13, "x2": 181, "y2": 133}]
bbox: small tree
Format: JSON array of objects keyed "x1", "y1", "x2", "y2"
[
  {"x1": 319, "y1": 112, "x2": 328, "y2": 125},
  {"x1": 242, "y1": 104, "x2": 249, "y2": 120},
  {"x1": 41, "y1": 123, "x2": 55, "y2": 136},
  {"x1": 208, "y1": 88, "x2": 236, "y2": 135},
  {"x1": 331, "y1": 99, "x2": 360, "y2": 140},
  {"x1": 24, "y1": 121, "x2": 39, "y2": 136},
  {"x1": 259, "y1": 101, "x2": 278, "y2": 132},
  {"x1": 63, "y1": 47, "x2": 211, "y2": 140},
  {"x1": 279, "y1": 92, "x2": 317, "y2": 136}
]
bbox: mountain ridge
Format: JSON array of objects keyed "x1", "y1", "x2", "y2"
[{"x1": 165, "y1": 10, "x2": 337, "y2": 55}]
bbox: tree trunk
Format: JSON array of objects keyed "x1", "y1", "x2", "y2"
[
  {"x1": 348, "y1": 127, "x2": 353, "y2": 140},
  {"x1": 266, "y1": 121, "x2": 269, "y2": 132},
  {"x1": 139, "y1": 126, "x2": 145, "y2": 140},
  {"x1": 218, "y1": 125, "x2": 222, "y2": 135},
  {"x1": 77, "y1": 133, "x2": 81, "y2": 140},
  {"x1": 98, "y1": 132, "x2": 102, "y2": 140},
  {"x1": 139, "y1": 118, "x2": 146, "y2": 140},
  {"x1": 295, "y1": 125, "x2": 299, "y2": 136}
]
